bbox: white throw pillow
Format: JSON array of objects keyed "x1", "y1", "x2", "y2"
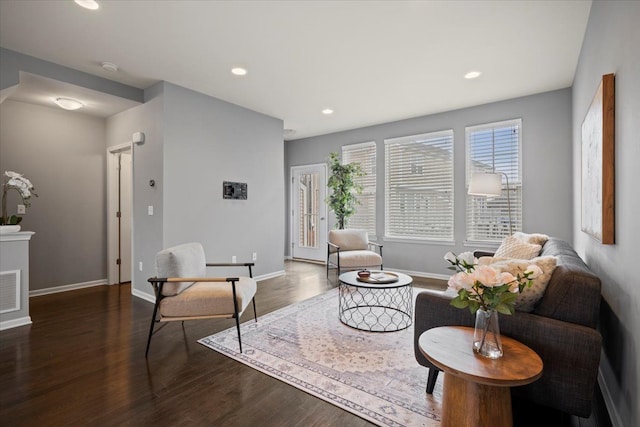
[
  {"x1": 513, "y1": 232, "x2": 550, "y2": 246},
  {"x1": 487, "y1": 256, "x2": 557, "y2": 312},
  {"x1": 494, "y1": 235, "x2": 541, "y2": 259}
]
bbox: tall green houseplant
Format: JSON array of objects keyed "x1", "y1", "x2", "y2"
[{"x1": 326, "y1": 152, "x2": 365, "y2": 229}]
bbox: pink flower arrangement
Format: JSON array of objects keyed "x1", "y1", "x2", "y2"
[{"x1": 444, "y1": 251, "x2": 542, "y2": 314}]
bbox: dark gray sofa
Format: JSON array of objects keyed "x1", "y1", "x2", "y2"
[{"x1": 413, "y1": 238, "x2": 602, "y2": 417}]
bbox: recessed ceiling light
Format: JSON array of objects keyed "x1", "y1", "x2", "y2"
[
  {"x1": 101, "y1": 62, "x2": 118, "y2": 72},
  {"x1": 231, "y1": 67, "x2": 248, "y2": 76},
  {"x1": 284, "y1": 129, "x2": 296, "y2": 138},
  {"x1": 464, "y1": 71, "x2": 482, "y2": 79},
  {"x1": 74, "y1": 0, "x2": 99, "y2": 10},
  {"x1": 322, "y1": 108, "x2": 334, "y2": 115},
  {"x1": 54, "y1": 98, "x2": 84, "y2": 110}
]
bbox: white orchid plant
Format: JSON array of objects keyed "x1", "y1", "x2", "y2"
[
  {"x1": 444, "y1": 251, "x2": 543, "y2": 315},
  {"x1": 1, "y1": 171, "x2": 37, "y2": 225}
]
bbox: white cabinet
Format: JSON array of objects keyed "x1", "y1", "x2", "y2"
[{"x1": 0, "y1": 231, "x2": 34, "y2": 330}]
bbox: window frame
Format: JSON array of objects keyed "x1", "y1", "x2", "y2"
[
  {"x1": 384, "y1": 129, "x2": 455, "y2": 243},
  {"x1": 465, "y1": 118, "x2": 523, "y2": 245},
  {"x1": 341, "y1": 141, "x2": 377, "y2": 239}
]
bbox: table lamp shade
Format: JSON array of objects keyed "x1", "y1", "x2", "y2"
[{"x1": 468, "y1": 173, "x2": 503, "y2": 197}]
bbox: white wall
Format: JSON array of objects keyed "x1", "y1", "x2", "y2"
[
  {"x1": 286, "y1": 88, "x2": 573, "y2": 277},
  {"x1": 572, "y1": 2, "x2": 640, "y2": 426},
  {"x1": 0, "y1": 100, "x2": 107, "y2": 290}
]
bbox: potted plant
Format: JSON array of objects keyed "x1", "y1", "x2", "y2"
[
  {"x1": 1, "y1": 171, "x2": 37, "y2": 232},
  {"x1": 326, "y1": 151, "x2": 364, "y2": 229}
]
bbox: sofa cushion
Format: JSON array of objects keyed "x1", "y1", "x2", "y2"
[
  {"x1": 159, "y1": 277, "x2": 257, "y2": 318},
  {"x1": 329, "y1": 250, "x2": 382, "y2": 268},
  {"x1": 513, "y1": 232, "x2": 549, "y2": 246},
  {"x1": 494, "y1": 235, "x2": 541, "y2": 259},
  {"x1": 328, "y1": 229, "x2": 370, "y2": 252},
  {"x1": 155, "y1": 242, "x2": 207, "y2": 296},
  {"x1": 483, "y1": 256, "x2": 558, "y2": 312}
]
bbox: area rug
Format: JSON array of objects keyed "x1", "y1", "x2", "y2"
[{"x1": 198, "y1": 288, "x2": 442, "y2": 426}]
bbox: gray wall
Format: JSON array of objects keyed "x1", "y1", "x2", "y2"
[
  {"x1": 162, "y1": 83, "x2": 285, "y2": 277},
  {"x1": 0, "y1": 100, "x2": 107, "y2": 290},
  {"x1": 572, "y1": 2, "x2": 640, "y2": 426},
  {"x1": 106, "y1": 82, "x2": 285, "y2": 299},
  {"x1": 286, "y1": 88, "x2": 573, "y2": 277},
  {"x1": 105, "y1": 84, "x2": 165, "y2": 298}
]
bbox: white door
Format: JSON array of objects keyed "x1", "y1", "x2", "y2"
[
  {"x1": 119, "y1": 151, "x2": 132, "y2": 283},
  {"x1": 291, "y1": 164, "x2": 327, "y2": 262}
]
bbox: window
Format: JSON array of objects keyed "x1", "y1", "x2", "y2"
[
  {"x1": 342, "y1": 141, "x2": 376, "y2": 237},
  {"x1": 466, "y1": 119, "x2": 522, "y2": 242},
  {"x1": 384, "y1": 130, "x2": 454, "y2": 241}
]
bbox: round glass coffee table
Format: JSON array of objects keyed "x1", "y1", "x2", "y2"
[{"x1": 338, "y1": 270, "x2": 413, "y2": 332}]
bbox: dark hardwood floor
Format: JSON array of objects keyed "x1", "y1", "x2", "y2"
[{"x1": 0, "y1": 261, "x2": 610, "y2": 427}]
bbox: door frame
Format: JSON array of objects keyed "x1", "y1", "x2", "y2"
[
  {"x1": 290, "y1": 163, "x2": 328, "y2": 262},
  {"x1": 107, "y1": 142, "x2": 133, "y2": 286}
]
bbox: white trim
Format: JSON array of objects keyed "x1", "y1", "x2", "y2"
[
  {"x1": 386, "y1": 268, "x2": 450, "y2": 281},
  {"x1": 342, "y1": 140, "x2": 376, "y2": 150},
  {"x1": 132, "y1": 288, "x2": 155, "y2": 304},
  {"x1": 598, "y1": 368, "x2": 624, "y2": 427},
  {"x1": 29, "y1": 279, "x2": 108, "y2": 297},
  {"x1": 0, "y1": 316, "x2": 32, "y2": 331},
  {"x1": 0, "y1": 269, "x2": 21, "y2": 313},
  {"x1": 382, "y1": 237, "x2": 456, "y2": 246},
  {"x1": 255, "y1": 270, "x2": 286, "y2": 282},
  {"x1": 290, "y1": 163, "x2": 328, "y2": 262},
  {"x1": 0, "y1": 231, "x2": 35, "y2": 242},
  {"x1": 107, "y1": 142, "x2": 133, "y2": 286}
]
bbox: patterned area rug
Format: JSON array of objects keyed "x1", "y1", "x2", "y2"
[{"x1": 198, "y1": 288, "x2": 442, "y2": 426}]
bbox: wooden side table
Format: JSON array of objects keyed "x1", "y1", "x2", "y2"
[{"x1": 418, "y1": 326, "x2": 543, "y2": 427}]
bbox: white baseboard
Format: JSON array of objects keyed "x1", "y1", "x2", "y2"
[
  {"x1": 132, "y1": 288, "x2": 155, "y2": 304},
  {"x1": 29, "y1": 279, "x2": 108, "y2": 297},
  {"x1": 256, "y1": 270, "x2": 286, "y2": 281},
  {"x1": 598, "y1": 368, "x2": 624, "y2": 427},
  {"x1": 0, "y1": 316, "x2": 32, "y2": 331},
  {"x1": 386, "y1": 267, "x2": 450, "y2": 281}
]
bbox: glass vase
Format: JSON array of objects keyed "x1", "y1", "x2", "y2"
[{"x1": 473, "y1": 308, "x2": 503, "y2": 359}]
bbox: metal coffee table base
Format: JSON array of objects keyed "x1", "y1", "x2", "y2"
[{"x1": 338, "y1": 280, "x2": 413, "y2": 332}]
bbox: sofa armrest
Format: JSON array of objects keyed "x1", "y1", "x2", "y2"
[{"x1": 413, "y1": 290, "x2": 602, "y2": 417}]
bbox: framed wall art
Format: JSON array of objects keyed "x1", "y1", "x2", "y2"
[{"x1": 581, "y1": 73, "x2": 615, "y2": 244}]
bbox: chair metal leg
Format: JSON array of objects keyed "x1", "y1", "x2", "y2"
[
  {"x1": 426, "y1": 368, "x2": 439, "y2": 394},
  {"x1": 252, "y1": 298, "x2": 258, "y2": 322},
  {"x1": 145, "y1": 299, "x2": 161, "y2": 358},
  {"x1": 231, "y1": 280, "x2": 243, "y2": 353}
]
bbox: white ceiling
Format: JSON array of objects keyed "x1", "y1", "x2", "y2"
[{"x1": 0, "y1": 0, "x2": 592, "y2": 139}]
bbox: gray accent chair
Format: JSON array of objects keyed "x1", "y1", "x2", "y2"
[
  {"x1": 327, "y1": 229, "x2": 383, "y2": 276},
  {"x1": 414, "y1": 238, "x2": 602, "y2": 417},
  {"x1": 146, "y1": 242, "x2": 257, "y2": 356}
]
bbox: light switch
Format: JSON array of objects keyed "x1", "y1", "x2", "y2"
[
  {"x1": 17, "y1": 204, "x2": 26, "y2": 214},
  {"x1": 148, "y1": 205, "x2": 154, "y2": 215}
]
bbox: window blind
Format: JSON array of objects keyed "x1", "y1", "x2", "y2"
[
  {"x1": 342, "y1": 141, "x2": 376, "y2": 237},
  {"x1": 384, "y1": 130, "x2": 454, "y2": 241},
  {"x1": 465, "y1": 119, "x2": 523, "y2": 242}
]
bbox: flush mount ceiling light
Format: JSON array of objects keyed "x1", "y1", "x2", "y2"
[
  {"x1": 74, "y1": 0, "x2": 99, "y2": 10},
  {"x1": 54, "y1": 97, "x2": 84, "y2": 110},
  {"x1": 321, "y1": 108, "x2": 334, "y2": 115},
  {"x1": 464, "y1": 70, "x2": 482, "y2": 79},
  {"x1": 231, "y1": 67, "x2": 248, "y2": 76},
  {"x1": 101, "y1": 62, "x2": 118, "y2": 72}
]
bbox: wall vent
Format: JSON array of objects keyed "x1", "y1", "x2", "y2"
[{"x1": 0, "y1": 270, "x2": 21, "y2": 313}]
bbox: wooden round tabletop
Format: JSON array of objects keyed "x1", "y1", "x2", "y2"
[{"x1": 418, "y1": 326, "x2": 543, "y2": 387}]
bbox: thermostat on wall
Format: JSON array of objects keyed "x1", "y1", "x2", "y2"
[{"x1": 223, "y1": 181, "x2": 247, "y2": 200}]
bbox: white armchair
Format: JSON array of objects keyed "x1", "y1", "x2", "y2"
[
  {"x1": 146, "y1": 242, "x2": 257, "y2": 356},
  {"x1": 327, "y1": 229, "x2": 383, "y2": 276}
]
